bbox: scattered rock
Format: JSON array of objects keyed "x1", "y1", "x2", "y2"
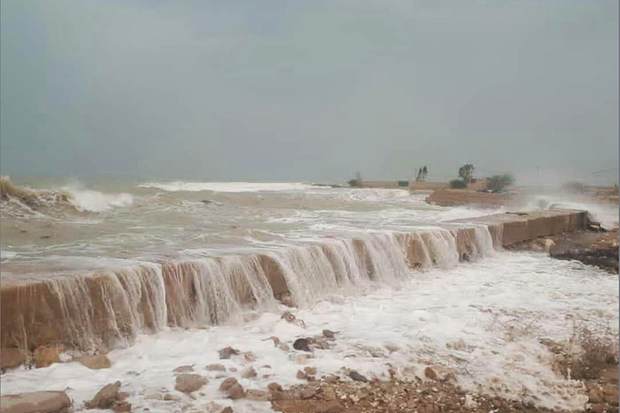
[
  {"x1": 268, "y1": 382, "x2": 283, "y2": 392},
  {"x1": 304, "y1": 366, "x2": 317, "y2": 375},
  {"x1": 173, "y1": 365, "x2": 194, "y2": 373},
  {"x1": 281, "y1": 312, "x2": 297, "y2": 323},
  {"x1": 218, "y1": 347, "x2": 240, "y2": 359},
  {"x1": 206, "y1": 363, "x2": 227, "y2": 372},
  {"x1": 293, "y1": 338, "x2": 312, "y2": 352},
  {"x1": 77, "y1": 354, "x2": 112, "y2": 370},
  {"x1": 174, "y1": 374, "x2": 208, "y2": 394},
  {"x1": 220, "y1": 377, "x2": 245, "y2": 399},
  {"x1": 163, "y1": 394, "x2": 178, "y2": 401},
  {"x1": 322, "y1": 330, "x2": 337, "y2": 339},
  {"x1": 241, "y1": 366, "x2": 257, "y2": 379},
  {"x1": 85, "y1": 381, "x2": 121, "y2": 409},
  {"x1": 219, "y1": 407, "x2": 234, "y2": 413},
  {"x1": 348, "y1": 371, "x2": 368, "y2": 382},
  {"x1": 424, "y1": 367, "x2": 438, "y2": 381},
  {"x1": 246, "y1": 389, "x2": 270, "y2": 401},
  {"x1": 0, "y1": 391, "x2": 72, "y2": 413},
  {"x1": 300, "y1": 388, "x2": 317, "y2": 399},
  {"x1": 278, "y1": 343, "x2": 291, "y2": 352},
  {"x1": 243, "y1": 352, "x2": 256, "y2": 362}
]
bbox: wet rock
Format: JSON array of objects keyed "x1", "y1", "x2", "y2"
[
  {"x1": 293, "y1": 338, "x2": 312, "y2": 352},
  {"x1": 174, "y1": 374, "x2": 208, "y2": 393},
  {"x1": 77, "y1": 354, "x2": 111, "y2": 370},
  {"x1": 348, "y1": 370, "x2": 368, "y2": 382},
  {"x1": 424, "y1": 367, "x2": 438, "y2": 381},
  {"x1": 85, "y1": 381, "x2": 121, "y2": 409},
  {"x1": 220, "y1": 377, "x2": 244, "y2": 399},
  {"x1": 111, "y1": 400, "x2": 131, "y2": 412},
  {"x1": 1, "y1": 348, "x2": 28, "y2": 370},
  {"x1": 246, "y1": 389, "x2": 270, "y2": 401},
  {"x1": 268, "y1": 382, "x2": 283, "y2": 392},
  {"x1": 241, "y1": 366, "x2": 257, "y2": 378},
  {"x1": 228, "y1": 384, "x2": 244, "y2": 400},
  {"x1": 219, "y1": 407, "x2": 234, "y2": 413},
  {"x1": 163, "y1": 394, "x2": 178, "y2": 401},
  {"x1": 322, "y1": 329, "x2": 337, "y2": 339},
  {"x1": 218, "y1": 347, "x2": 240, "y2": 359},
  {"x1": 300, "y1": 388, "x2": 317, "y2": 399},
  {"x1": 1, "y1": 391, "x2": 72, "y2": 413},
  {"x1": 206, "y1": 363, "x2": 226, "y2": 372},
  {"x1": 296, "y1": 370, "x2": 306, "y2": 380},
  {"x1": 33, "y1": 345, "x2": 65, "y2": 368},
  {"x1": 243, "y1": 352, "x2": 256, "y2": 362},
  {"x1": 304, "y1": 366, "x2": 317, "y2": 375},
  {"x1": 281, "y1": 312, "x2": 297, "y2": 323}
]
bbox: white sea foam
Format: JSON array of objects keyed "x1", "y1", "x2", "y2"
[
  {"x1": 1, "y1": 253, "x2": 615, "y2": 412},
  {"x1": 64, "y1": 187, "x2": 134, "y2": 213},
  {"x1": 138, "y1": 181, "x2": 316, "y2": 193}
]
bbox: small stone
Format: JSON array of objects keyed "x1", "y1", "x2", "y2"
[
  {"x1": 424, "y1": 367, "x2": 438, "y2": 381},
  {"x1": 220, "y1": 378, "x2": 239, "y2": 392},
  {"x1": 206, "y1": 363, "x2": 226, "y2": 372},
  {"x1": 117, "y1": 392, "x2": 129, "y2": 401},
  {"x1": 322, "y1": 330, "x2": 337, "y2": 339},
  {"x1": 348, "y1": 371, "x2": 368, "y2": 382},
  {"x1": 227, "y1": 384, "x2": 244, "y2": 400},
  {"x1": 241, "y1": 366, "x2": 257, "y2": 379},
  {"x1": 278, "y1": 343, "x2": 291, "y2": 352},
  {"x1": 174, "y1": 374, "x2": 208, "y2": 394},
  {"x1": 220, "y1": 407, "x2": 234, "y2": 413},
  {"x1": 293, "y1": 338, "x2": 312, "y2": 352},
  {"x1": 297, "y1": 370, "x2": 307, "y2": 379},
  {"x1": 163, "y1": 394, "x2": 177, "y2": 401},
  {"x1": 304, "y1": 366, "x2": 317, "y2": 375},
  {"x1": 173, "y1": 365, "x2": 193, "y2": 373},
  {"x1": 281, "y1": 311, "x2": 297, "y2": 323},
  {"x1": 246, "y1": 389, "x2": 269, "y2": 401},
  {"x1": 218, "y1": 347, "x2": 240, "y2": 359},
  {"x1": 268, "y1": 382, "x2": 283, "y2": 392},
  {"x1": 300, "y1": 388, "x2": 317, "y2": 399}
]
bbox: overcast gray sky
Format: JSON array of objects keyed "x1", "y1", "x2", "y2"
[{"x1": 1, "y1": 0, "x2": 618, "y2": 185}]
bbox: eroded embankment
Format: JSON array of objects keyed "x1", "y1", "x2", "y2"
[{"x1": 0, "y1": 210, "x2": 588, "y2": 369}]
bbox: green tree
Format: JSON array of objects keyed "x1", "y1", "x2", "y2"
[
  {"x1": 449, "y1": 179, "x2": 467, "y2": 189},
  {"x1": 458, "y1": 164, "x2": 475, "y2": 184},
  {"x1": 486, "y1": 174, "x2": 514, "y2": 191}
]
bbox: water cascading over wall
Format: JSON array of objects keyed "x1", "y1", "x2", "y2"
[{"x1": 1, "y1": 226, "x2": 495, "y2": 353}]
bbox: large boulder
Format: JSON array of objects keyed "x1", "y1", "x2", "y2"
[
  {"x1": 76, "y1": 355, "x2": 111, "y2": 370},
  {"x1": 1, "y1": 348, "x2": 28, "y2": 370},
  {"x1": 33, "y1": 346, "x2": 65, "y2": 368},
  {"x1": 85, "y1": 381, "x2": 121, "y2": 409},
  {"x1": 1, "y1": 391, "x2": 72, "y2": 413}
]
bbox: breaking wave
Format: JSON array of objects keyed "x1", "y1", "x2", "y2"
[
  {"x1": 0, "y1": 176, "x2": 133, "y2": 216},
  {"x1": 137, "y1": 181, "x2": 315, "y2": 193}
]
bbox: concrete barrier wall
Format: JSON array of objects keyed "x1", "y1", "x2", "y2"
[{"x1": 447, "y1": 209, "x2": 589, "y2": 246}]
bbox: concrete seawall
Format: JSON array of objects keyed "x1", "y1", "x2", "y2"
[
  {"x1": 0, "y1": 209, "x2": 588, "y2": 369},
  {"x1": 447, "y1": 209, "x2": 589, "y2": 246}
]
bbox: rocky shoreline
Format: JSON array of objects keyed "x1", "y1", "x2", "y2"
[{"x1": 506, "y1": 228, "x2": 619, "y2": 274}]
